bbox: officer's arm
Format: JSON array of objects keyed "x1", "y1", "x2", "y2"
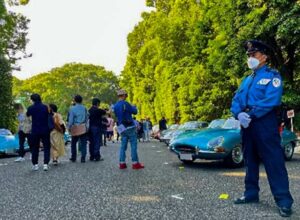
[
  {"x1": 248, "y1": 76, "x2": 283, "y2": 119},
  {"x1": 230, "y1": 93, "x2": 243, "y2": 119},
  {"x1": 230, "y1": 78, "x2": 248, "y2": 118}
]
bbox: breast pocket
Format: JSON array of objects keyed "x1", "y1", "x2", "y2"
[{"x1": 254, "y1": 84, "x2": 266, "y2": 99}]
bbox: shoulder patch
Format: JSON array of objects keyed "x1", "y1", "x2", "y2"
[
  {"x1": 272, "y1": 78, "x2": 281, "y2": 88},
  {"x1": 257, "y1": 78, "x2": 271, "y2": 85}
]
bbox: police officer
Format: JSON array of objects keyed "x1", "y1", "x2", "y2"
[{"x1": 230, "y1": 40, "x2": 293, "y2": 217}]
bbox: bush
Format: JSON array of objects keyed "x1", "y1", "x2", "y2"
[{"x1": 293, "y1": 113, "x2": 300, "y2": 132}]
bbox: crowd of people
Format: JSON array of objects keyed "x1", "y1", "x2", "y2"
[{"x1": 15, "y1": 89, "x2": 155, "y2": 171}]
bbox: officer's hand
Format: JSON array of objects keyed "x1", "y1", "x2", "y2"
[{"x1": 238, "y1": 112, "x2": 251, "y2": 128}]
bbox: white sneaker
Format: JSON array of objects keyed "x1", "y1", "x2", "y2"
[
  {"x1": 15, "y1": 157, "x2": 25, "y2": 162},
  {"x1": 32, "y1": 164, "x2": 39, "y2": 171},
  {"x1": 43, "y1": 164, "x2": 49, "y2": 171}
]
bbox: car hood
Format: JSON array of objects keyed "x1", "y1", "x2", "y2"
[
  {"x1": 0, "y1": 135, "x2": 18, "y2": 150},
  {"x1": 171, "y1": 128, "x2": 240, "y2": 149}
]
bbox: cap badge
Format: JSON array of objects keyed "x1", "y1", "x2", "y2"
[{"x1": 247, "y1": 42, "x2": 253, "y2": 50}]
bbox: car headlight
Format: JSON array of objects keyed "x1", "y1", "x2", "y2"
[{"x1": 207, "y1": 136, "x2": 224, "y2": 149}]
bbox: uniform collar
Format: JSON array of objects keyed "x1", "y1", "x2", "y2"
[{"x1": 254, "y1": 64, "x2": 267, "y2": 75}]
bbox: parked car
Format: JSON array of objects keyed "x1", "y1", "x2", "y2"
[
  {"x1": 151, "y1": 124, "x2": 160, "y2": 140},
  {"x1": 169, "y1": 119, "x2": 226, "y2": 146},
  {"x1": 171, "y1": 118, "x2": 298, "y2": 167},
  {"x1": 64, "y1": 131, "x2": 71, "y2": 145},
  {"x1": 159, "y1": 124, "x2": 179, "y2": 141},
  {"x1": 0, "y1": 129, "x2": 29, "y2": 155},
  {"x1": 161, "y1": 121, "x2": 208, "y2": 145}
]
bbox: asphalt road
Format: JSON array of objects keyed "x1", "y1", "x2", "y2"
[{"x1": 0, "y1": 140, "x2": 299, "y2": 220}]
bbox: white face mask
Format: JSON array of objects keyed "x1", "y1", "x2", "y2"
[{"x1": 247, "y1": 57, "x2": 260, "y2": 70}]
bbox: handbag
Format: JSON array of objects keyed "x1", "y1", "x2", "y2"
[
  {"x1": 70, "y1": 108, "x2": 89, "y2": 136},
  {"x1": 70, "y1": 123, "x2": 87, "y2": 136}
]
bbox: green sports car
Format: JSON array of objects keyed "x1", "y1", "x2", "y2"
[
  {"x1": 170, "y1": 118, "x2": 298, "y2": 167},
  {"x1": 160, "y1": 121, "x2": 208, "y2": 145}
]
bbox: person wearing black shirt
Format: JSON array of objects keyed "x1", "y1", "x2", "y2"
[
  {"x1": 101, "y1": 115, "x2": 108, "y2": 146},
  {"x1": 159, "y1": 117, "x2": 167, "y2": 131},
  {"x1": 26, "y1": 93, "x2": 51, "y2": 171},
  {"x1": 88, "y1": 98, "x2": 106, "y2": 161}
]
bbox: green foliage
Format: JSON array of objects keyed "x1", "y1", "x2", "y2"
[
  {"x1": 0, "y1": 0, "x2": 29, "y2": 131},
  {"x1": 0, "y1": 56, "x2": 16, "y2": 131},
  {"x1": 121, "y1": 0, "x2": 300, "y2": 128},
  {"x1": 19, "y1": 0, "x2": 29, "y2": 5},
  {"x1": 13, "y1": 63, "x2": 119, "y2": 118},
  {"x1": 294, "y1": 113, "x2": 300, "y2": 132}
]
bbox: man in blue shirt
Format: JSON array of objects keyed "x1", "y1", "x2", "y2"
[
  {"x1": 113, "y1": 89, "x2": 144, "y2": 170},
  {"x1": 26, "y1": 93, "x2": 51, "y2": 171},
  {"x1": 231, "y1": 40, "x2": 293, "y2": 217},
  {"x1": 68, "y1": 95, "x2": 88, "y2": 163}
]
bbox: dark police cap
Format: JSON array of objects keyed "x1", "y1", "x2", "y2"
[{"x1": 244, "y1": 40, "x2": 270, "y2": 55}]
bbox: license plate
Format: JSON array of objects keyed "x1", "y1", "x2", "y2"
[{"x1": 179, "y1": 153, "x2": 193, "y2": 160}]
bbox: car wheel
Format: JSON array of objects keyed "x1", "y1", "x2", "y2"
[
  {"x1": 283, "y1": 142, "x2": 294, "y2": 161},
  {"x1": 225, "y1": 144, "x2": 244, "y2": 168}
]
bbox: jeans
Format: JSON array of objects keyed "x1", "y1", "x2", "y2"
[
  {"x1": 71, "y1": 133, "x2": 87, "y2": 160},
  {"x1": 89, "y1": 126, "x2": 101, "y2": 159},
  {"x1": 101, "y1": 130, "x2": 107, "y2": 146},
  {"x1": 143, "y1": 129, "x2": 150, "y2": 141},
  {"x1": 18, "y1": 130, "x2": 32, "y2": 157},
  {"x1": 119, "y1": 127, "x2": 138, "y2": 163},
  {"x1": 31, "y1": 133, "x2": 50, "y2": 165}
]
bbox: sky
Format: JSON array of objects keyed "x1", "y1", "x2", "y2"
[{"x1": 9, "y1": 0, "x2": 152, "y2": 79}]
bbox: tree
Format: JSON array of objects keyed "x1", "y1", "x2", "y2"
[
  {"x1": 13, "y1": 63, "x2": 119, "y2": 117},
  {"x1": 121, "y1": 0, "x2": 300, "y2": 127},
  {"x1": 0, "y1": 0, "x2": 29, "y2": 131}
]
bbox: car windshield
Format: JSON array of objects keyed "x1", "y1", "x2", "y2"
[
  {"x1": 208, "y1": 119, "x2": 226, "y2": 129},
  {"x1": 179, "y1": 122, "x2": 195, "y2": 129},
  {"x1": 152, "y1": 125, "x2": 159, "y2": 132},
  {"x1": 0, "y1": 129, "x2": 12, "y2": 135},
  {"x1": 168, "y1": 124, "x2": 179, "y2": 130},
  {"x1": 222, "y1": 119, "x2": 240, "y2": 129}
]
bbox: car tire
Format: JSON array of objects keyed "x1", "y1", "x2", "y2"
[
  {"x1": 283, "y1": 142, "x2": 294, "y2": 161},
  {"x1": 225, "y1": 144, "x2": 244, "y2": 168}
]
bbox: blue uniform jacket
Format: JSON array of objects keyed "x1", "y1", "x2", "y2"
[
  {"x1": 231, "y1": 65, "x2": 283, "y2": 119},
  {"x1": 113, "y1": 100, "x2": 137, "y2": 125}
]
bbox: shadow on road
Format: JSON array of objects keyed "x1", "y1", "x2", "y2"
[
  {"x1": 171, "y1": 159, "x2": 243, "y2": 172},
  {"x1": 0, "y1": 154, "x2": 18, "y2": 159}
]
